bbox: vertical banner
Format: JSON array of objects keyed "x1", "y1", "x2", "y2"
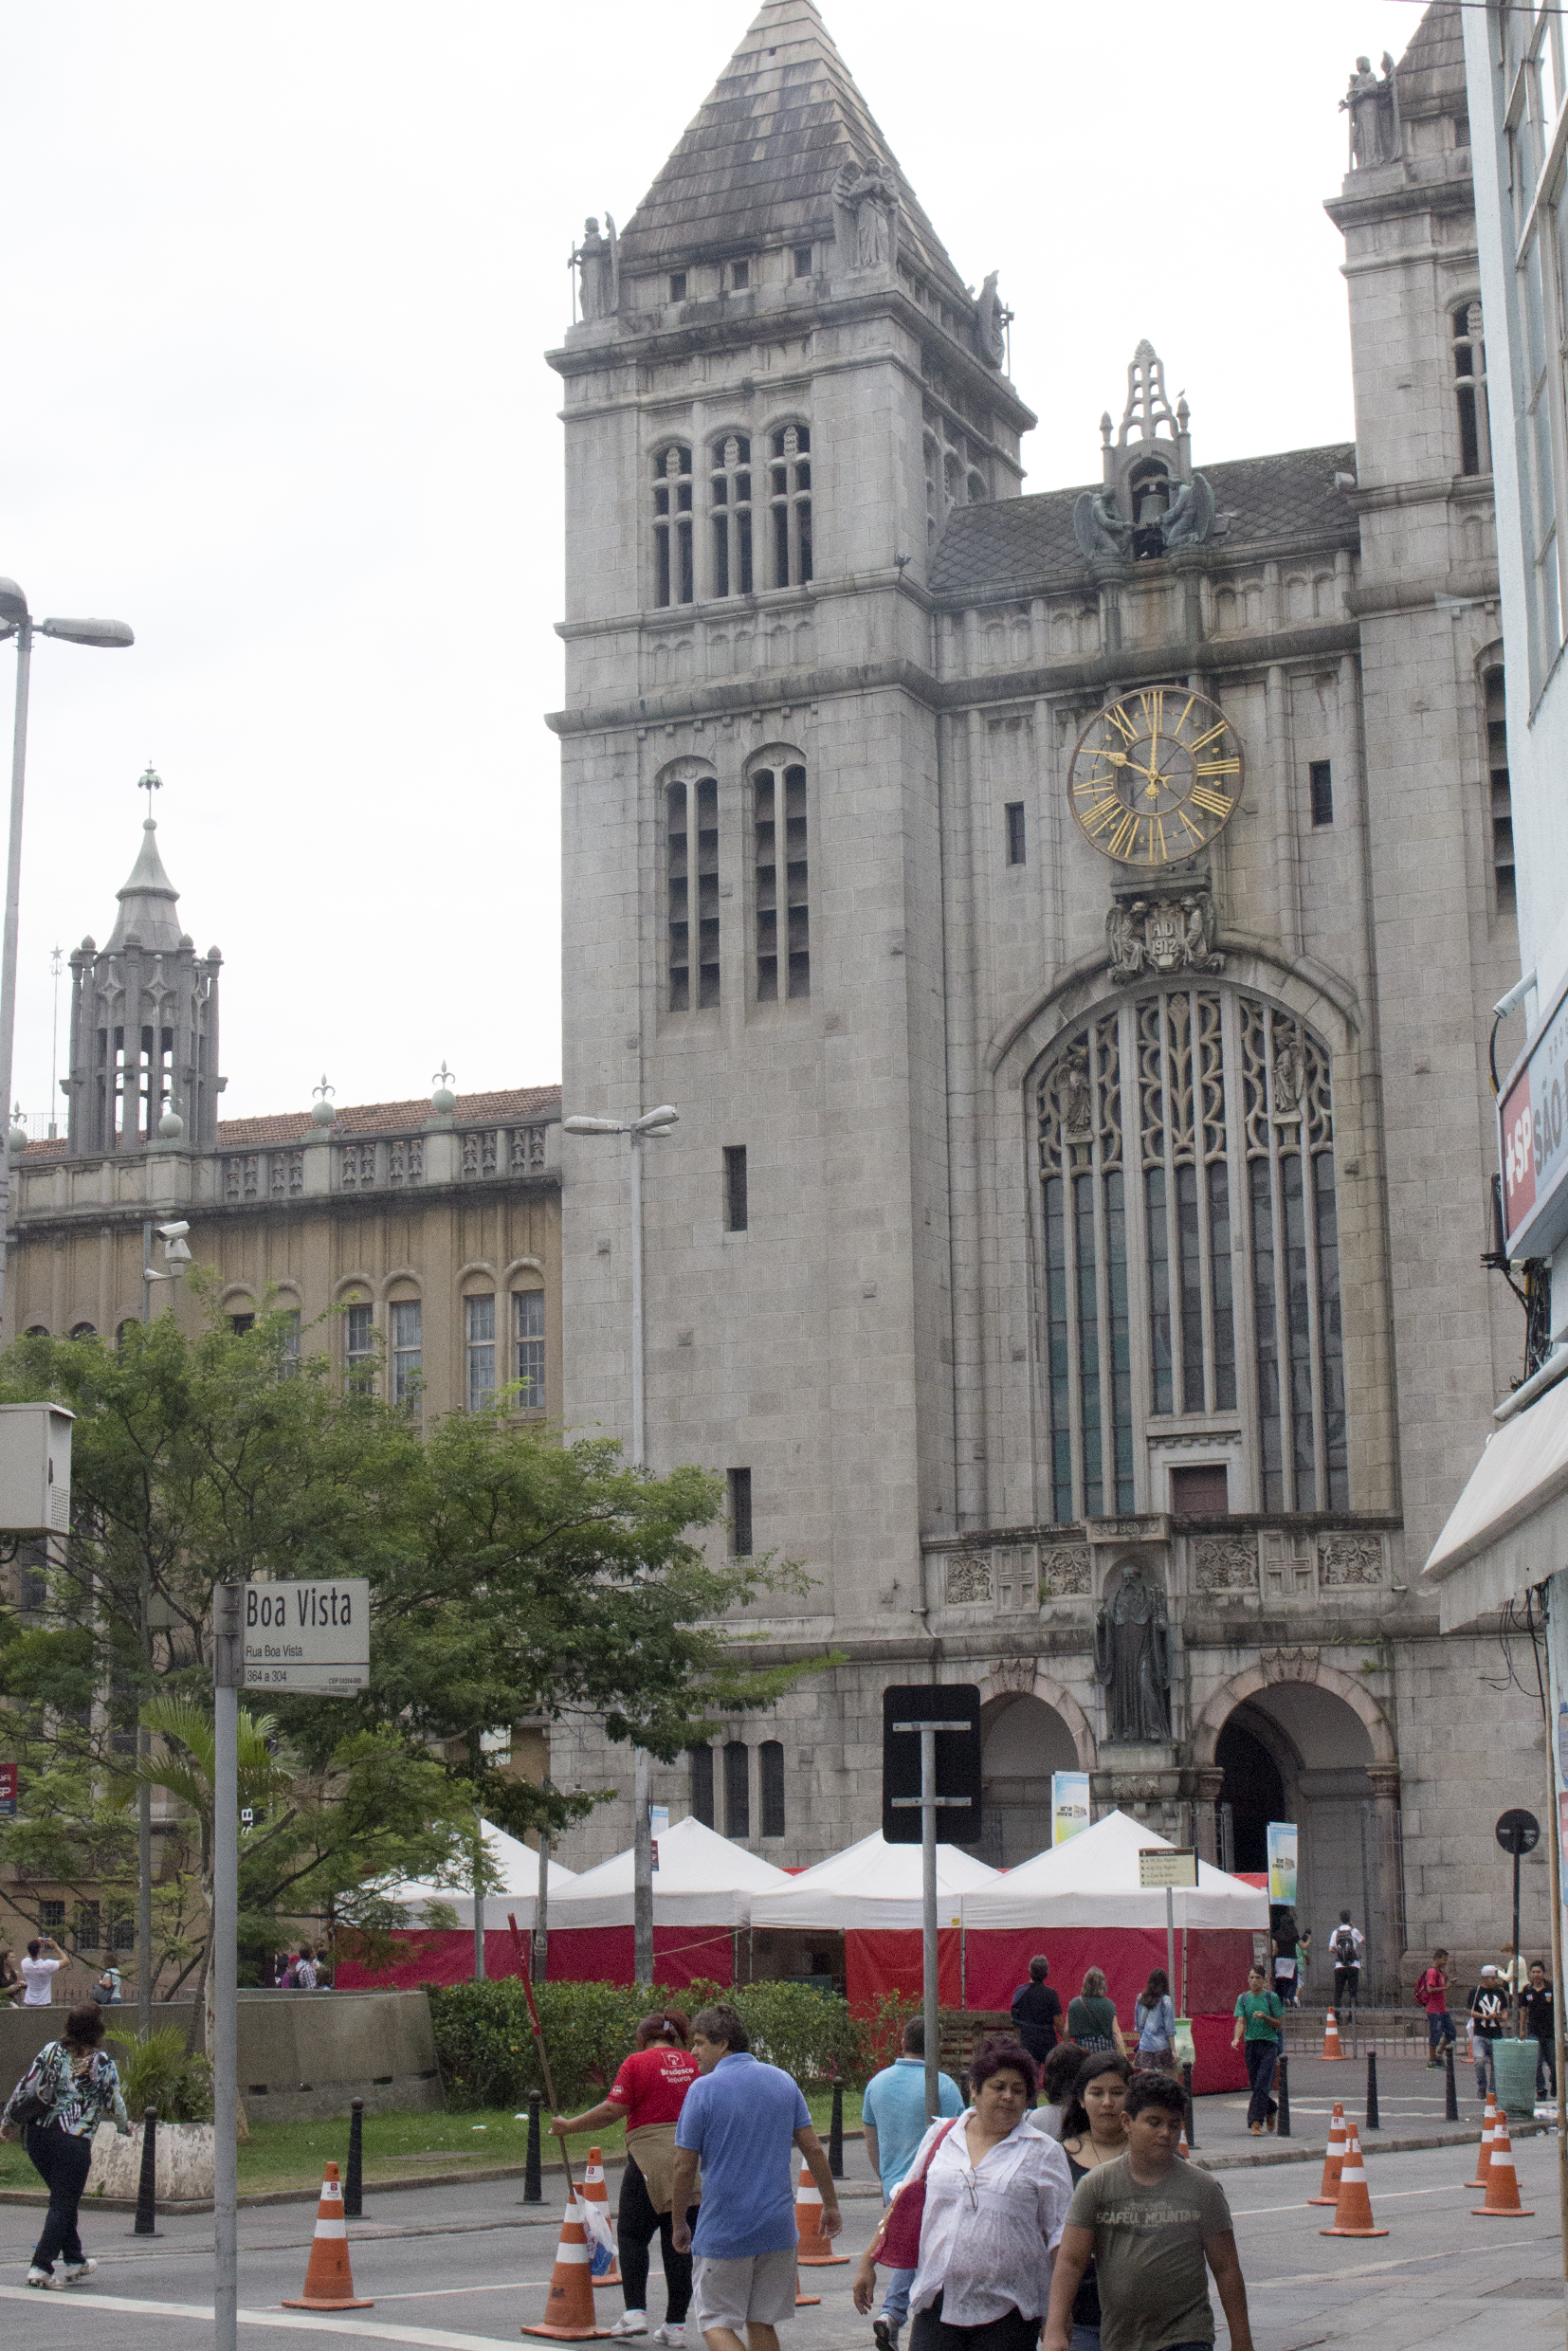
[
  {"x1": 1051, "y1": 1771, "x2": 1090, "y2": 1844},
  {"x1": 1544, "y1": 1578, "x2": 1568, "y2": 1917},
  {"x1": 1266, "y1": 1820, "x2": 1298, "y2": 1904},
  {"x1": 0, "y1": 1759, "x2": 15, "y2": 1816}
]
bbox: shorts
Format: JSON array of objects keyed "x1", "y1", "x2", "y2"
[{"x1": 692, "y1": 2246, "x2": 799, "y2": 2333}]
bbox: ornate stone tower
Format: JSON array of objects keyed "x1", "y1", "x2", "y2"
[{"x1": 64, "y1": 814, "x2": 223, "y2": 1156}]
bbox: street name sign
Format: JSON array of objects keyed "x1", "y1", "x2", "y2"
[
  {"x1": 243, "y1": 1578, "x2": 370, "y2": 1694},
  {"x1": 1139, "y1": 1846, "x2": 1198, "y2": 1888}
]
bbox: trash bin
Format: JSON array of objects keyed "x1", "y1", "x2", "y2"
[{"x1": 1493, "y1": 2033, "x2": 1539, "y2": 2119}]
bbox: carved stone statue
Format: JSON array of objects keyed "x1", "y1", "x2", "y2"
[
  {"x1": 1108, "y1": 885, "x2": 1224, "y2": 983},
  {"x1": 1059, "y1": 1042, "x2": 1094, "y2": 1139},
  {"x1": 1093, "y1": 1567, "x2": 1172, "y2": 1742},
  {"x1": 1340, "y1": 54, "x2": 1398, "y2": 170},
  {"x1": 1073, "y1": 487, "x2": 1132, "y2": 561},
  {"x1": 836, "y1": 165, "x2": 898, "y2": 269},
  {"x1": 572, "y1": 213, "x2": 619, "y2": 321},
  {"x1": 976, "y1": 271, "x2": 1010, "y2": 369},
  {"x1": 1160, "y1": 472, "x2": 1215, "y2": 551}
]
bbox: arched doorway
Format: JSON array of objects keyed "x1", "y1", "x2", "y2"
[
  {"x1": 1215, "y1": 1711, "x2": 1285, "y2": 1873},
  {"x1": 979, "y1": 1693, "x2": 1079, "y2": 1866}
]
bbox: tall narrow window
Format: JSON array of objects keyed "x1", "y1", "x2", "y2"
[
  {"x1": 345, "y1": 1302, "x2": 374, "y2": 1393},
  {"x1": 1044, "y1": 1172, "x2": 1072, "y2": 1522},
  {"x1": 769, "y1": 425, "x2": 812, "y2": 587},
  {"x1": 689, "y1": 1745, "x2": 715, "y2": 1828},
  {"x1": 753, "y1": 765, "x2": 808, "y2": 1000},
  {"x1": 759, "y1": 1741, "x2": 786, "y2": 1837},
  {"x1": 653, "y1": 445, "x2": 694, "y2": 607},
  {"x1": 696, "y1": 776, "x2": 720, "y2": 1006},
  {"x1": 282, "y1": 1310, "x2": 302, "y2": 1377},
  {"x1": 728, "y1": 1467, "x2": 753, "y2": 1558},
  {"x1": 515, "y1": 1289, "x2": 545, "y2": 1411},
  {"x1": 1486, "y1": 664, "x2": 1515, "y2": 908},
  {"x1": 667, "y1": 781, "x2": 690, "y2": 1009},
  {"x1": 723, "y1": 1740, "x2": 750, "y2": 1838},
  {"x1": 1006, "y1": 802, "x2": 1027, "y2": 865},
  {"x1": 465, "y1": 1294, "x2": 496, "y2": 1412},
  {"x1": 724, "y1": 1144, "x2": 749, "y2": 1231},
  {"x1": 783, "y1": 766, "x2": 809, "y2": 996},
  {"x1": 1308, "y1": 760, "x2": 1334, "y2": 827},
  {"x1": 793, "y1": 245, "x2": 813, "y2": 278},
  {"x1": 710, "y1": 433, "x2": 753, "y2": 599},
  {"x1": 668, "y1": 270, "x2": 686, "y2": 302},
  {"x1": 1452, "y1": 301, "x2": 1489, "y2": 477},
  {"x1": 391, "y1": 1299, "x2": 422, "y2": 1405},
  {"x1": 666, "y1": 775, "x2": 720, "y2": 1011}
]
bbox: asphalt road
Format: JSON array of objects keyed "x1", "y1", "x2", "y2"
[{"x1": 0, "y1": 2128, "x2": 1563, "y2": 2351}]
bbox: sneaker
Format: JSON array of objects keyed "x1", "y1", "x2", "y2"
[
  {"x1": 1248, "y1": 2122, "x2": 1263, "y2": 2136},
  {"x1": 64, "y1": 2260, "x2": 99, "y2": 2285},
  {"x1": 609, "y1": 2315, "x2": 648, "y2": 2339},
  {"x1": 27, "y1": 2269, "x2": 64, "y2": 2289},
  {"x1": 874, "y1": 2320, "x2": 900, "y2": 2351},
  {"x1": 655, "y1": 2327, "x2": 687, "y2": 2346}
]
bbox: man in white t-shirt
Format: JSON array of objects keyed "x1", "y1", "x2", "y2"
[{"x1": 20, "y1": 1935, "x2": 63, "y2": 2004}]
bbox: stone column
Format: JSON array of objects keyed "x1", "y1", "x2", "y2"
[
  {"x1": 1366, "y1": 1762, "x2": 1405, "y2": 1999},
  {"x1": 1193, "y1": 1767, "x2": 1225, "y2": 1867}
]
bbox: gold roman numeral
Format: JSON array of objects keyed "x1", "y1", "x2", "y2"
[
  {"x1": 1187, "y1": 719, "x2": 1229, "y2": 752},
  {"x1": 1074, "y1": 767, "x2": 1116, "y2": 795},
  {"x1": 1194, "y1": 757, "x2": 1241, "y2": 777},
  {"x1": 1176, "y1": 807, "x2": 1206, "y2": 847},
  {"x1": 1081, "y1": 796, "x2": 1123, "y2": 836},
  {"x1": 1189, "y1": 784, "x2": 1235, "y2": 819},
  {"x1": 1105, "y1": 702, "x2": 1138, "y2": 743},
  {"x1": 1147, "y1": 816, "x2": 1169, "y2": 863},
  {"x1": 1106, "y1": 810, "x2": 1140, "y2": 861},
  {"x1": 1138, "y1": 688, "x2": 1164, "y2": 734}
]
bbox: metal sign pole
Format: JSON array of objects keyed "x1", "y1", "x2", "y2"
[
  {"x1": 921, "y1": 1727, "x2": 938, "y2": 2123},
  {"x1": 1165, "y1": 1883, "x2": 1176, "y2": 2014},
  {"x1": 212, "y1": 1582, "x2": 242, "y2": 2351}
]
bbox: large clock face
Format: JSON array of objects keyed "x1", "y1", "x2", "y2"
[{"x1": 1067, "y1": 687, "x2": 1243, "y2": 867}]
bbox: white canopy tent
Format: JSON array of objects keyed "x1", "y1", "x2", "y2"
[
  {"x1": 548, "y1": 1813, "x2": 793, "y2": 1928},
  {"x1": 958, "y1": 1810, "x2": 1268, "y2": 1931},
  {"x1": 383, "y1": 1819, "x2": 578, "y2": 1931},
  {"x1": 749, "y1": 1831, "x2": 1000, "y2": 1931}
]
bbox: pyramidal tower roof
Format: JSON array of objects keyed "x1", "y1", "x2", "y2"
[
  {"x1": 617, "y1": 0, "x2": 969, "y2": 301},
  {"x1": 106, "y1": 818, "x2": 185, "y2": 952}
]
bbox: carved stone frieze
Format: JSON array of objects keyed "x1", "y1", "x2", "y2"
[
  {"x1": 1319, "y1": 1536, "x2": 1385, "y2": 1586},
  {"x1": 1260, "y1": 1532, "x2": 1315, "y2": 1597},
  {"x1": 1257, "y1": 1644, "x2": 1321, "y2": 1680},
  {"x1": 989, "y1": 1655, "x2": 1038, "y2": 1694},
  {"x1": 1107, "y1": 883, "x2": 1223, "y2": 983},
  {"x1": 1194, "y1": 1536, "x2": 1258, "y2": 1593},
  {"x1": 944, "y1": 1553, "x2": 992, "y2": 1605},
  {"x1": 1040, "y1": 1545, "x2": 1092, "y2": 1596}
]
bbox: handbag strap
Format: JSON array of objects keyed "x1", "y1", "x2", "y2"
[{"x1": 867, "y1": 2115, "x2": 963, "y2": 2264}]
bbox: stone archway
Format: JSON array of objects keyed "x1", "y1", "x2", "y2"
[
  {"x1": 975, "y1": 1674, "x2": 1095, "y2": 1867},
  {"x1": 1191, "y1": 1654, "x2": 1396, "y2": 1772}
]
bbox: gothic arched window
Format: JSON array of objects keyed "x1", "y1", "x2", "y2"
[
  {"x1": 653, "y1": 444, "x2": 694, "y2": 607},
  {"x1": 1036, "y1": 987, "x2": 1347, "y2": 1523},
  {"x1": 665, "y1": 772, "x2": 719, "y2": 1010},
  {"x1": 710, "y1": 433, "x2": 753, "y2": 598},
  {"x1": 1452, "y1": 301, "x2": 1489, "y2": 477},
  {"x1": 751, "y1": 761, "x2": 809, "y2": 1000},
  {"x1": 768, "y1": 425, "x2": 811, "y2": 588}
]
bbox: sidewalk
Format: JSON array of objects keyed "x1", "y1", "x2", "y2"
[{"x1": 1185, "y1": 2043, "x2": 1547, "y2": 2169}]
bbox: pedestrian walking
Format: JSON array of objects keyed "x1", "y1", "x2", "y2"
[
  {"x1": 1011, "y1": 1957, "x2": 1065, "y2": 2067},
  {"x1": 1131, "y1": 1973, "x2": 1176, "y2": 2074},
  {"x1": 19, "y1": 1936, "x2": 63, "y2": 2006},
  {"x1": 859, "y1": 2018, "x2": 965, "y2": 2351},
  {"x1": 1521, "y1": 1961, "x2": 1557, "y2": 2100},
  {"x1": 1043, "y1": 2072, "x2": 1255, "y2": 2351},
  {"x1": 89, "y1": 1966, "x2": 121, "y2": 2006},
  {"x1": 1499, "y1": 1941, "x2": 1527, "y2": 1996},
  {"x1": 0, "y1": 1950, "x2": 22, "y2": 2006},
  {"x1": 1031, "y1": 2044, "x2": 1085, "y2": 2143},
  {"x1": 1231, "y1": 1965, "x2": 1284, "y2": 2135},
  {"x1": 852, "y1": 2039, "x2": 1072, "y2": 2351},
  {"x1": 0, "y1": 2000, "x2": 131, "y2": 2287},
  {"x1": 1067, "y1": 1971, "x2": 1127, "y2": 2058},
  {"x1": 294, "y1": 1945, "x2": 319, "y2": 1990},
  {"x1": 1295, "y1": 1928, "x2": 1312, "y2": 2001},
  {"x1": 1413, "y1": 1949, "x2": 1454, "y2": 2066},
  {"x1": 1054, "y1": 2053, "x2": 1132, "y2": 2351},
  {"x1": 670, "y1": 2002, "x2": 841, "y2": 2351},
  {"x1": 1329, "y1": 1913, "x2": 1363, "y2": 2015},
  {"x1": 554, "y1": 2007, "x2": 702, "y2": 2343},
  {"x1": 1271, "y1": 1913, "x2": 1298, "y2": 2009},
  {"x1": 1468, "y1": 1964, "x2": 1507, "y2": 2096}
]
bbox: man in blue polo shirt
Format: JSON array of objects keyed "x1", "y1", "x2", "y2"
[
  {"x1": 860, "y1": 2018, "x2": 965, "y2": 2351},
  {"x1": 671, "y1": 2003, "x2": 841, "y2": 2351}
]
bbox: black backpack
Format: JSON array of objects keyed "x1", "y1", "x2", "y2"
[{"x1": 1333, "y1": 1926, "x2": 1358, "y2": 1963}]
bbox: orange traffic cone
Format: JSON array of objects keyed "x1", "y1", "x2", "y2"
[
  {"x1": 1322, "y1": 2009, "x2": 1346, "y2": 2061},
  {"x1": 1472, "y1": 2111, "x2": 1535, "y2": 2216},
  {"x1": 794, "y1": 2159, "x2": 848, "y2": 2266},
  {"x1": 521, "y1": 2195, "x2": 615, "y2": 2340},
  {"x1": 794, "y1": 2270, "x2": 821, "y2": 2308},
  {"x1": 1308, "y1": 2101, "x2": 1346, "y2": 2207},
  {"x1": 1318, "y1": 2121, "x2": 1388, "y2": 2238},
  {"x1": 1177, "y1": 2119, "x2": 1190, "y2": 2160},
  {"x1": 581, "y1": 2147, "x2": 622, "y2": 2287},
  {"x1": 1467, "y1": 2092, "x2": 1498, "y2": 2190},
  {"x1": 282, "y1": 2161, "x2": 373, "y2": 2311}
]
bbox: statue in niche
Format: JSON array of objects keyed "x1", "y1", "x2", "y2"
[
  {"x1": 976, "y1": 271, "x2": 1011, "y2": 369},
  {"x1": 1058, "y1": 1041, "x2": 1094, "y2": 1139},
  {"x1": 1340, "y1": 54, "x2": 1398, "y2": 170},
  {"x1": 837, "y1": 164, "x2": 898, "y2": 268},
  {"x1": 1160, "y1": 473, "x2": 1216, "y2": 551},
  {"x1": 1093, "y1": 1567, "x2": 1172, "y2": 1742},
  {"x1": 1073, "y1": 487, "x2": 1132, "y2": 561},
  {"x1": 572, "y1": 214, "x2": 619, "y2": 320}
]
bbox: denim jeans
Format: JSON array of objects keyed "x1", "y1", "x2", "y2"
[
  {"x1": 1426, "y1": 2009, "x2": 1454, "y2": 2057},
  {"x1": 1068, "y1": 2329, "x2": 1101, "y2": 2351},
  {"x1": 1473, "y1": 2032, "x2": 1496, "y2": 2094},
  {"x1": 25, "y1": 2122, "x2": 93, "y2": 2272},
  {"x1": 1244, "y1": 2036, "x2": 1279, "y2": 2127},
  {"x1": 1536, "y1": 2041, "x2": 1557, "y2": 2099},
  {"x1": 883, "y1": 2268, "x2": 918, "y2": 2331}
]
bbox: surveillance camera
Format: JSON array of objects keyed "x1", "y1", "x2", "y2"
[{"x1": 156, "y1": 1220, "x2": 191, "y2": 1239}]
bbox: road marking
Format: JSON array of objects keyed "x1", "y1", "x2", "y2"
[
  {"x1": 1254, "y1": 2235, "x2": 1541, "y2": 2288},
  {"x1": 1231, "y1": 2183, "x2": 1475, "y2": 2216},
  {"x1": 0, "y1": 2283, "x2": 520, "y2": 2349}
]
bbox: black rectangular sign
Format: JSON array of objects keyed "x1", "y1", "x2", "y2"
[{"x1": 882, "y1": 1683, "x2": 982, "y2": 1845}]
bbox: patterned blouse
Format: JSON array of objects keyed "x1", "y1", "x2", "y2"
[{"x1": 2, "y1": 2040, "x2": 131, "y2": 2139}]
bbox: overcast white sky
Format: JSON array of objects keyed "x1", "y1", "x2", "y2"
[{"x1": 0, "y1": 0, "x2": 1429, "y2": 1124}]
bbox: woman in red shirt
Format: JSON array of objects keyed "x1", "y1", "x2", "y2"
[{"x1": 553, "y1": 2011, "x2": 701, "y2": 2343}]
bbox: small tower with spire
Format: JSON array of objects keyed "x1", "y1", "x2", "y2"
[{"x1": 63, "y1": 775, "x2": 223, "y2": 1156}]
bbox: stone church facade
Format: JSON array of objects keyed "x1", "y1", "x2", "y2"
[{"x1": 550, "y1": 0, "x2": 1543, "y2": 1982}]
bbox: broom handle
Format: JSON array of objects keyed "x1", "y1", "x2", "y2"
[{"x1": 530, "y1": 2020, "x2": 577, "y2": 2198}]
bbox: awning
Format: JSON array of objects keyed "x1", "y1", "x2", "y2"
[{"x1": 1423, "y1": 1370, "x2": 1568, "y2": 1630}]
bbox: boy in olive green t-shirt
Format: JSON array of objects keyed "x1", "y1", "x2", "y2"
[{"x1": 1043, "y1": 2074, "x2": 1253, "y2": 2351}]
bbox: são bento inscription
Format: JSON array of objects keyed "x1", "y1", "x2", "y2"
[{"x1": 243, "y1": 1578, "x2": 370, "y2": 1694}]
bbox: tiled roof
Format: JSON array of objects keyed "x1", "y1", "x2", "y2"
[
  {"x1": 617, "y1": 0, "x2": 969, "y2": 300},
  {"x1": 18, "y1": 1085, "x2": 561, "y2": 1158},
  {"x1": 928, "y1": 445, "x2": 1358, "y2": 601},
  {"x1": 1395, "y1": 1, "x2": 1465, "y2": 110}
]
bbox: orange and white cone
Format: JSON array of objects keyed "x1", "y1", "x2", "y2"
[
  {"x1": 1318, "y1": 2121, "x2": 1388, "y2": 2238},
  {"x1": 1308, "y1": 2101, "x2": 1346, "y2": 2207},
  {"x1": 794, "y1": 2159, "x2": 848, "y2": 2266},
  {"x1": 282, "y1": 2161, "x2": 373, "y2": 2310},
  {"x1": 581, "y1": 2146, "x2": 623, "y2": 2287},
  {"x1": 1467, "y1": 2092, "x2": 1498, "y2": 2190},
  {"x1": 1177, "y1": 2118, "x2": 1190, "y2": 2160},
  {"x1": 1322, "y1": 2009, "x2": 1346, "y2": 2061},
  {"x1": 520, "y1": 2195, "x2": 614, "y2": 2340},
  {"x1": 794, "y1": 2270, "x2": 821, "y2": 2308},
  {"x1": 1472, "y1": 2111, "x2": 1535, "y2": 2216}
]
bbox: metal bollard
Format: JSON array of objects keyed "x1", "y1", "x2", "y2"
[
  {"x1": 133, "y1": 2105, "x2": 158, "y2": 2236},
  {"x1": 344, "y1": 2096, "x2": 364, "y2": 2217},
  {"x1": 1444, "y1": 2040, "x2": 1459, "y2": 2123},
  {"x1": 1365, "y1": 2049, "x2": 1379, "y2": 2131},
  {"x1": 1276, "y1": 2053, "x2": 1290, "y2": 2139},
  {"x1": 1181, "y1": 2059, "x2": 1197, "y2": 2150},
  {"x1": 523, "y1": 2090, "x2": 542, "y2": 2204},
  {"x1": 828, "y1": 2076, "x2": 844, "y2": 2180}
]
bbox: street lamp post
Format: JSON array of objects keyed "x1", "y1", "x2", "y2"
[
  {"x1": 0, "y1": 580, "x2": 133, "y2": 1340},
  {"x1": 563, "y1": 1103, "x2": 678, "y2": 1982},
  {"x1": 136, "y1": 1221, "x2": 191, "y2": 2033}
]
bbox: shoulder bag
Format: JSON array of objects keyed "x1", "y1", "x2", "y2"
[
  {"x1": 872, "y1": 2115, "x2": 963, "y2": 2271},
  {"x1": 8, "y1": 2043, "x2": 63, "y2": 2129}
]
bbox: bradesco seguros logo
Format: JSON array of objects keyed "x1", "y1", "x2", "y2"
[{"x1": 1500, "y1": 975, "x2": 1568, "y2": 1254}]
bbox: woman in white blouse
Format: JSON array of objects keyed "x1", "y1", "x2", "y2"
[{"x1": 853, "y1": 2039, "x2": 1073, "y2": 2351}]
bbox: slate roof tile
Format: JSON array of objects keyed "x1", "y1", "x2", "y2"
[{"x1": 18, "y1": 1085, "x2": 562, "y2": 1159}]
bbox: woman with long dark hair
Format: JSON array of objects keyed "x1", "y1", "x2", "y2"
[
  {"x1": 0, "y1": 2001, "x2": 130, "y2": 2286},
  {"x1": 1132, "y1": 1970, "x2": 1176, "y2": 2073},
  {"x1": 1056, "y1": 2052, "x2": 1132, "y2": 2351},
  {"x1": 553, "y1": 2009, "x2": 700, "y2": 2343}
]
